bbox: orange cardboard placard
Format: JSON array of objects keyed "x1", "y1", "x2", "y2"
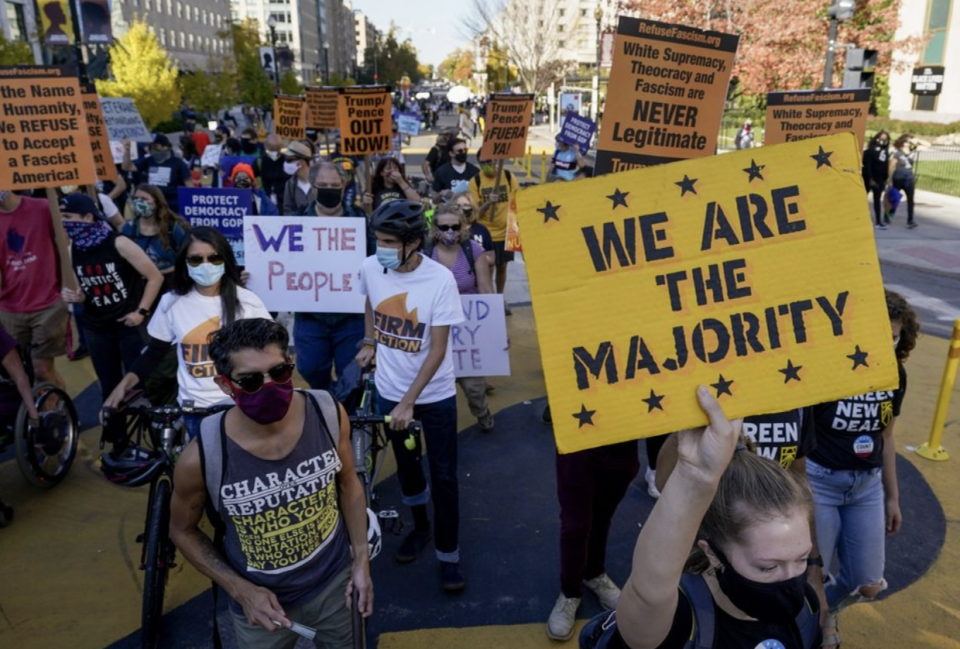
[
  {"x1": 80, "y1": 83, "x2": 118, "y2": 183},
  {"x1": 273, "y1": 95, "x2": 306, "y2": 140},
  {"x1": 479, "y1": 93, "x2": 534, "y2": 160},
  {"x1": 595, "y1": 17, "x2": 739, "y2": 174},
  {"x1": 0, "y1": 66, "x2": 97, "y2": 190},
  {"x1": 337, "y1": 86, "x2": 392, "y2": 155},
  {"x1": 764, "y1": 89, "x2": 871, "y2": 151},
  {"x1": 306, "y1": 86, "x2": 339, "y2": 130}
]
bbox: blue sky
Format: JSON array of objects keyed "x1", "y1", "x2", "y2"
[{"x1": 352, "y1": 0, "x2": 469, "y2": 67}]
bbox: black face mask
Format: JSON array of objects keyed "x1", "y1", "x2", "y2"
[
  {"x1": 454, "y1": 152, "x2": 468, "y2": 164},
  {"x1": 241, "y1": 141, "x2": 257, "y2": 154},
  {"x1": 234, "y1": 180, "x2": 252, "y2": 189},
  {"x1": 315, "y1": 187, "x2": 343, "y2": 209},
  {"x1": 710, "y1": 544, "x2": 807, "y2": 623}
]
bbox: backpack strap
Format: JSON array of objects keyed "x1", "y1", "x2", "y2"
[
  {"x1": 303, "y1": 389, "x2": 341, "y2": 449},
  {"x1": 196, "y1": 410, "x2": 229, "y2": 649},
  {"x1": 461, "y1": 240, "x2": 476, "y2": 276},
  {"x1": 679, "y1": 573, "x2": 715, "y2": 649},
  {"x1": 796, "y1": 592, "x2": 820, "y2": 649}
]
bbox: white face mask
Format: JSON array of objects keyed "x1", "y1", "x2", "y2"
[
  {"x1": 266, "y1": 150, "x2": 281, "y2": 161},
  {"x1": 283, "y1": 161, "x2": 299, "y2": 175},
  {"x1": 188, "y1": 262, "x2": 225, "y2": 287}
]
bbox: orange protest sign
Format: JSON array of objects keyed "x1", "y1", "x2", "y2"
[
  {"x1": 338, "y1": 86, "x2": 392, "y2": 155},
  {"x1": 596, "y1": 17, "x2": 739, "y2": 174},
  {"x1": 0, "y1": 66, "x2": 97, "y2": 190},
  {"x1": 764, "y1": 89, "x2": 871, "y2": 151},
  {"x1": 479, "y1": 93, "x2": 534, "y2": 160},
  {"x1": 80, "y1": 83, "x2": 118, "y2": 183},
  {"x1": 273, "y1": 95, "x2": 306, "y2": 140},
  {"x1": 306, "y1": 86, "x2": 339, "y2": 129}
]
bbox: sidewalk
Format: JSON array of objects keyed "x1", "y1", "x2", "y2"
[{"x1": 873, "y1": 189, "x2": 960, "y2": 277}]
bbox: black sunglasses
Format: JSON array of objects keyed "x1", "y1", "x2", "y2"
[
  {"x1": 225, "y1": 362, "x2": 295, "y2": 394},
  {"x1": 185, "y1": 254, "x2": 224, "y2": 267},
  {"x1": 437, "y1": 224, "x2": 462, "y2": 232}
]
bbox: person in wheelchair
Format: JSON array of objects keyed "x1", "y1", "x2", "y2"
[{"x1": 0, "y1": 323, "x2": 40, "y2": 436}]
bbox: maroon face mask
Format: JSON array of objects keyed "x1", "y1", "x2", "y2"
[{"x1": 227, "y1": 380, "x2": 294, "y2": 425}]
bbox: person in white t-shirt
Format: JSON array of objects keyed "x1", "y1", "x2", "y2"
[
  {"x1": 103, "y1": 227, "x2": 272, "y2": 440},
  {"x1": 355, "y1": 200, "x2": 467, "y2": 592}
]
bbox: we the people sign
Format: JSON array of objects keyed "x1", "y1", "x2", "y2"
[
  {"x1": 243, "y1": 216, "x2": 366, "y2": 313},
  {"x1": 595, "y1": 17, "x2": 738, "y2": 174},
  {"x1": 516, "y1": 134, "x2": 897, "y2": 453}
]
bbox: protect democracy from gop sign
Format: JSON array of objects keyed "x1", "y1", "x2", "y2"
[
  {"x1": 243, "y1": 216, "x2": 366, "y2": 313},
  {"x1": 516, "y1": 133, "x2": 897, "y2": 453},
  {"x1": 179, "y1": 187, "x2": 252, "y2": 265}
]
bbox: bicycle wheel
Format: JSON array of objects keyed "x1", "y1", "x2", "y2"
[
  {"x1": 141, "y1": 479, "x2": 172, "y2": 649},
  {"x1": 14, "y1": 383, "x2": 79, "y2": 488}
]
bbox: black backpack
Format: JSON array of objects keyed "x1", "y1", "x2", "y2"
[
  {"x1": 423, "y1": 238, "x2": 476, "y2": 277},
  {"x1": 579, "y1": 573, "x2": 820, "y2": 649}
]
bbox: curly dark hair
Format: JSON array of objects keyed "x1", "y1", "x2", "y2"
[
  {"x1": 886, "y1": 289, "x2": 920, "y2": 362},
  {"x1": 208, "y1": 317, "x2": 289, "y2": 377}
]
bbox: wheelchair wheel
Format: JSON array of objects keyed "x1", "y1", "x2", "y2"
[{"x1": 14, "y1": 383, "x2": 79, "y2": 488}]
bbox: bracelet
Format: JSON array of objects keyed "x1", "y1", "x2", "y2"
[
  {"x1": 362, "y1": 337, "x2": 376, "y2": 345},
  {"x1": 362, "y1": 341, "x2": 375, "y2": 349}
]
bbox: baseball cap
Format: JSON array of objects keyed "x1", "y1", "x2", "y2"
[
  {"x1": 152, "y1": 133, "x2": 172, "y2": 148},
  {"x1": 281, "y1": 140, "x2": 313, "y2": 160},
  {"x1": 60, "y1": 194, "x2": 106, "y2": 221}
]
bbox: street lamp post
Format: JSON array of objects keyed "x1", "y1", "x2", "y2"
[
  {"x1": 594, "y1": 4, "x2": 603, "y2": 73},
  {"x1": 592, "y1": 4, "x2": 604, "y2": 121},
  {"x1": 267, "y1": 16, "x2": 280, "y2": 92},
  {"x1": 323, "y1": 41, "x2": 330, "y2": 82},
  {"x1": 823, "y1": 0, "x2": 855, "y2": 89}
]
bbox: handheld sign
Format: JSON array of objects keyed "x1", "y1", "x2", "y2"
[
  {"x1": 479, "y1": 93, "x2": 535, "y2": 160},
  {"x1": 516, "y1": 133, "x2": 897, "y2": 453},
  {"x1": 337, "y1": 86, "x2": 392, "y2": 155},
  {"x1": 100, "y1": 97, "x2": 152, "y2": 142},
  {"x1": 453, "y1": 295, "x2": 511, "y2": 378},
  {"x1": 305, "y1": 86, "x2": 339, "y2": 129},
  {"x1": 80, "y1": 83, "x2": 118, "y2": 183},
  {"x1": 595, "y1": 17, "x2": 739, "y2": 174},
  {"x1": 0, "y1": 66, "x2": 97, "y2": 190},
  {"x1": 274, "y1": 95, "x2": 306, "y2": 140},
  {"x1": 243, "y1": 216, "x2": 366, "y2": 313},
  {"x1": 179, "y1": 187, "x2": 252, "y2": 265},
  {"x1": 396, "y1": 111, "x2": 421, "y2": 137},
  {"x1": 558, "y1": 111, "x2": 597, "y2": 155},
  {"x1": 764, "y1": 89, "x2": 871, "y2": 151}
]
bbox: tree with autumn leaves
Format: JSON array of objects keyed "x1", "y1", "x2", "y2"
[{"x1": 621, "y1": 0, "x2": 920, "y2": 108}]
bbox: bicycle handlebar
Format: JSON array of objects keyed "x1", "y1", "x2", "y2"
[
  {"x1": 102, "y1": 402, "x2": 233, "y2": 426},
  {"x1": 348, "y1": 413, "x2": 421, "y2": 432}
]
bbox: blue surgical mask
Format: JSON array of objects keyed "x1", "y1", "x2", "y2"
[
  {"x1": 376, "y1": 246, "x2": 402, "y2": 270},
  {"x1": 188, "y1": 262, "x2": 226, "y2": 287},
  {"x1": 151, "y1": 149, "x2": 171, "y2": 164}
]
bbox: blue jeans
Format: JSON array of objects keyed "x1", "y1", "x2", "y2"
[
  {"x1": 378, "y1": 394, "x2": 460, "y2": 562},
  {"x1": 181, "y1": 412, "x2": 206, "y2": 442},
  {"x1": 806, "y1": 458, "x2": 887, "y2": 612},
  {"x1": 293, "y1": 314, "x2": 364, "y2": 390}
]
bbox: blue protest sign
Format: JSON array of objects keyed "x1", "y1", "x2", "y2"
[
  {"x1": 396, "y1": 111, "x2": 421, "y2": 136},
  {"x1": 557, "y1": 111, "x2": 596, "y2": 155},
  {"x1": 178, "y1": 187, "x2": 253, "y2": 265}
]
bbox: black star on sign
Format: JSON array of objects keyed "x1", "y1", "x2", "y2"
[
  {"x1": 846, "y1": 345, "x2": 870, "y2": 370},
  {"x1": 573, "y1": 404, "x2": 596, "y2": 428},
  {"x1": 642, "y1": 389, "x2": 665, "y2": 413},
  {"x1": 742, "y1": 159, "x2": 765, "y2": 182},
  {"x1": 538, "y1": 201, "x2": 561, "y2": 223},
  {"x1": 675, "y1": 175, "x2": 698, "y2": 196},
  {"x1": 711, "y1": 375, "x2": 734, "y2": 398},
  {"x1": 606, "y1": 188, "x2": 630, "y2": 209},
  {"x1": 779, "y1": 360, "x2": 803, "y2": 383},
  {"x1": 811, "y1": 146, "x2": 833, "y2": 169}
]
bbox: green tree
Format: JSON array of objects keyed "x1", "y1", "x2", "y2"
[
  {"x1": 279, "y1": 70, "x2": 303, "y2": 95},
  {"x1": 327, "y1": 72, "x2": 357, "y2": 88},
  {"x1": 485, "y1": 41, "x2": 517, "y2": 92},
  {"x1": 96, "y1": 20, "x2": 180, "y2": 129},
  {"x1": 223, "y1": 19, "x2": 273, "y2": 107},
  {"x1": 0, "y1": 32, "x2": 33, "y2": 66},
  {"x1": 361, "y1": 27, "x2": 423, "y2": 87},
  {"x1": 439, "y1": 48, "x2": 474, "y2": 83},
  {"x1": 180, "y1": 56, "x2": 240, "y2": 116}
]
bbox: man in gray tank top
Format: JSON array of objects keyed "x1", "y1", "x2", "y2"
[{"x1": 170, "y1": 318, "x2": 373, "y2": 648}]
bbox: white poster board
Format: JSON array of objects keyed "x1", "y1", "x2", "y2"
[
  {"x1": 100, "y1": 97, "x2": 152, "y2": 142},
  {"x1": 243, "y1": 216, "x2": 367, "y2": 313},
  {"x1": 452, "y1": 295, "x2": 511, "y2": 377}
]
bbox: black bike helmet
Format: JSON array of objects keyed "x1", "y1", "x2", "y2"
[
  {"x1": 100, "y1": 446, "x2": 164, "y2": 487},
  {"x1": 371, "y1": 200, "x2": 426, "y2": 241}
]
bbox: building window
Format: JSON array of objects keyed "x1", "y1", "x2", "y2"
[
  {"x1": 4, "y1": 2, "x2": 28, "y2": 41},
  {"x1": 176, "y1": 1, "x2": 181, "y2": 17},
  {"x1": 921, "y1": 0, "x2": 952, "y2": 64},
  {"x1": 179, "y1": 31, "x2": 185, "y2": 48},
  {"x1": 160, "y1": 30, "x2": 166, "y2": 45}
]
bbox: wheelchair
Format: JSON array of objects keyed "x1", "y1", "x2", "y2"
[{"x1": 0, "y1": 346, "x2": 80, "y2": 526}]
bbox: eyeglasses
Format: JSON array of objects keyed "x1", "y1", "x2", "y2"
[
  {"x1": 437, "y1": 224, "x2": 462, "y2": 232},
  {"x1": 185, "y1": 254, "x2": 224, "y2": 267},
  {"x1": 224, "y1": 362, "x2": 295, "y2": 394}
]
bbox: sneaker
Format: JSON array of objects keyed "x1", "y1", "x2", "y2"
[
  {"x1": 504, "y1": 305, "x2": 513, "y2": 316},
  {"x1": 440, "y1": 561, "x2": 466, "y2": 592},
  {"x1": 546, "y1": 593, "x2": 581, "y2": 640},
  {"x1": 645, "y1": 468, "x2": 661, "y2": 499},
  {"x1": 907, "y1": 222, "x2": 918, "y2": 229},
  {"x1": 485, "y1": 381, "x2": 496, "y2": 394},
  {"x1": 584, "y1": 573, "x2": 621, "y2": 611},
  {"x1": 875, "y1": 223, "x2": 887, "y2": 230},
  {"x1": 478, "y1": 412, "x2": 495, "y2": 432},
  {"x1": 394, "y1": 529, "x2": 432, "y2": 563}
]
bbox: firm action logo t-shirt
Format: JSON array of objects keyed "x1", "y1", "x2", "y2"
[{"x1": 810, "y1": 362, "x2": 906, "y2": 470}]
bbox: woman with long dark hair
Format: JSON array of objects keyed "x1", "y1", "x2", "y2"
[
  {"x1": 362, "y1": 157, "x2": 421, "y2": 211},
  {"x1": 888, "y1": 134, "x2": 918, "y2": 228},
  {"x1": 102, "y1": 227, "x2": 272, "y2": 439},
  {"x1": 122, "y1": 184, "x2": 191, "y2": 278}
]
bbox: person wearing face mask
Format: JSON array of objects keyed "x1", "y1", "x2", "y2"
[
  {"x1": 169, "y1": 318, "x2": 373, "y2": 647},
  {"x1": 290, "y1": 162, "x2": 373, "y2": 391},
  {"x1": 229, "y1": 164, "x2": 279, "y2": 216},
  {"x1": 254, "y1": 134, "x2": 291, "y2": 212},
  {"x1": 239, "y1": 128, "x2": 264, "y2": 157},
  {"x1": 550, "y1": 138, "x2": 585, "y2": 182},
  {"x1": 280, "y1": 140, "x2": 318, "y2": 215},
  {"x1": 102, "y1": 228, "x2": 272, "y2": 440},
  {"x1": 121, "y1": 185, "x2": 191, "y2": 280},
  {"x1": 469, "y1": 155, "x2": 520, "y2": 305},
  {"x1": 183, "y1": 113, "x2": 211, "y2": 157},
  {"x1": 58, "y1": 194, "x2": 163, "y2": 452},
  {"x1": 121, "y1": 133, "x2": 192, "y2": 213},
  {"x1": 862, "y1": 131, "x2": 891, "y2": 229},
  {"x1": 422, "y1": 130, "x2": 454, "y2": 185},
  {"x1": 363, "y1": 157, "x2": 421, "y2": 211},
  {"x1": 451, "y1": 192, "x2": 495, "y2": 270},
  {"x1": 355, "y1": 200, "x2": 467, "y2": 592},
  {"x1": 581, "y1": 388, "x2": 823, "y2": 649},
  {"x1": 431, "y1": 138, "x2": 479, "y2": 200},
  {"x1": 328, "y1": 136, "x2": 364, "y2": 210}
]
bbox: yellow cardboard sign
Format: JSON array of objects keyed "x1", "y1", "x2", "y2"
[{"x1": 516, "y1": 133, "x2": 897, "y2": 453}]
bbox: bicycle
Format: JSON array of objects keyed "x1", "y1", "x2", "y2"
[{"x1": 101, "y1": 396, "x2": 232, "y2": 649}]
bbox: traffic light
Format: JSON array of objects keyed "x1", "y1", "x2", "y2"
[
  {"x1": 828, "y1": 0, "x2": 856, "y2": 21},
  {"x1": 843, "y1": 48, "x2": 878, "y2": 89}
]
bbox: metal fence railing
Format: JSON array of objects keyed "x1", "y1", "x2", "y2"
[{"x1": 915, "y1": 146, "x2": 960, "y2": 199}]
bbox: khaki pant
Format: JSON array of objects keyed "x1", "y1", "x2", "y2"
[{"x1": 456, "y1": 376, "x2": 490, "y2": 419}]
